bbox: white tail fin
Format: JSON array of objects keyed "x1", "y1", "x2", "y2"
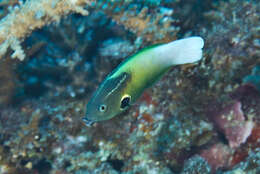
[{"x1": 154, "y1": 36, "x2": 204, "y2": 66}]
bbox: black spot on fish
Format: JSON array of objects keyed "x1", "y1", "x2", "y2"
[{"x1": 120, "y1": 95, "x2": 131, "y2": 109}]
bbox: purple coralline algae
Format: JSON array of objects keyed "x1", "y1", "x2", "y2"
[{"x1": 209, "y1": 101, "x2": 254, "y2": 148}]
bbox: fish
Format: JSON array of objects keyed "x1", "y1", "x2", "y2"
[{"x1": 82, "y1": 37, "x2": 204, "y2": 126}]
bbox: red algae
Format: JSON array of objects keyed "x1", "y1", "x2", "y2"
[
  {"x1": 231, "y1": 148, "x2": 249, "y2": 167},
  {"x1": 210, "y1": 101, "x2": 254, "y2": 148},
  {"x1": 247, "y1": 123, "x2": 260, "y2": 144},
  {"x1": 200, "y1": 143, "x2": 233, "y2": 172},
  {"x1": 141, "y1": 113, "x2": 154, "y2": 123},
  {"x1": 139, "y1": 92, "x2": 158, "y2": 106},
  {"x1": 230, "y1": 123, "x2": 260, "y2": 167}
]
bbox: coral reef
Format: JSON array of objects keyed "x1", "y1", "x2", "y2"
[
  {"x1": 0, "y1": 0, "x2": 93, "y2": 60},
  {"x1": 0, "y1": 0, "x2": 259, "y2": 174},
  {"x1": 95, "y1": 0, "x2": 179, "y2": 44},
  {"x1": 0, "y1": 56, "x2": 17, "y2": 106},
  {"x1": 243, "y1": 65, "x2": 260, "y2": 92},
  {"x1": 181, "y1": 155, "x2": 211, "y2": 174},
  {"x1": 223, "y1": 148, "x2": 260, "y2": 174},
  {"x1": 209, "y1": 101, "x2": 254, "y2": 148}
]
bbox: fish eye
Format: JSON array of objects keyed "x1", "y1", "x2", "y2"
[
  {"x1": 99, "y1": 104, "x2": 107, "y2": 112},
  {"x1": 120, "y1": 94, "x2": 131, "y2": 110}
]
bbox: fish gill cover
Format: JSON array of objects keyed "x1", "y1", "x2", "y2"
[{"x1": 0, "y1": 0, "x2": 259, "y2": 174}]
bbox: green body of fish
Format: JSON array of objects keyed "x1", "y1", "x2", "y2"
[{"x1": 83, "y1": 37, "x2": 204, "y2": 126}]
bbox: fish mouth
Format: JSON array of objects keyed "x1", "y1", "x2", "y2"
[{"x1": 82, "y1": 117, "x2": 95, "y2": 127}]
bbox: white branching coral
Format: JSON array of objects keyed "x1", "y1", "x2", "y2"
[{"x1": 0, "y1": 0, "x2": 94, "y2": 60}]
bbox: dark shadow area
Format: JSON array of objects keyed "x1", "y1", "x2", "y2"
[{"x1": 107, "y1": 157, "x2": 124, "y2": 173}]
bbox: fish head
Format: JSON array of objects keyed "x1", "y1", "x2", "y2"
[{"x1": 82, "y1": 72, "x2": 131, "y2": 125}]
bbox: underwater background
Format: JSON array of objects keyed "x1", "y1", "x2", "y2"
[{"x1": 0, "y1": 0, "x2": 259, "y2": 173}]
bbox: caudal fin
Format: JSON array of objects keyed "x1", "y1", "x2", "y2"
[{"x1": 154, "y1": 36, "x2": 204, "y2": 66}]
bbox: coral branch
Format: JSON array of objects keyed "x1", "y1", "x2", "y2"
[{"x1": 0, "y1": 0, "x2": 94, "y2": 60}]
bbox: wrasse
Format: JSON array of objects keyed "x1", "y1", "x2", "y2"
[{"x1": 83, "y1": 37, "x2": 204, "y2": 126}]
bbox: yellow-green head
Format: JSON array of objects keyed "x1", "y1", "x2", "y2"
[{"x1": 83, "y1": 72, "x2": 132, "y2": 126}]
